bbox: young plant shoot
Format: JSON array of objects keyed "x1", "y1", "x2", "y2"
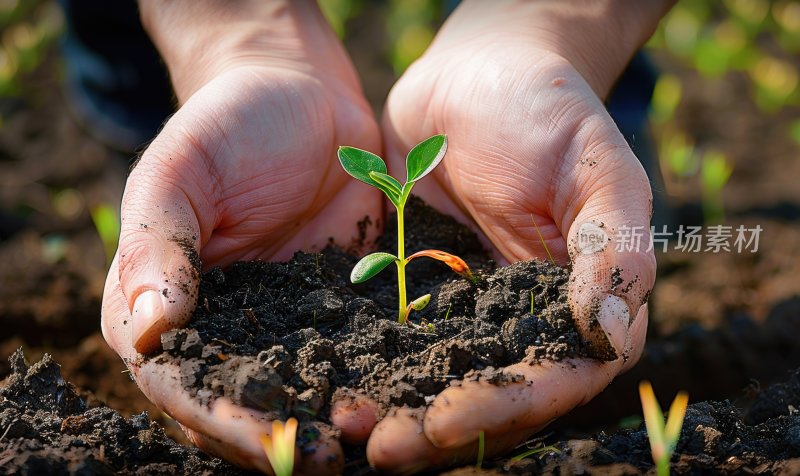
[
  {"x1": 338, "y1": 134, "x2": 475, "y2": 324},
  {"x1": 259, "y1": 417, "x2": 298, "y2": 476},
  {"x1": 639, "y1": 381, "x2": 689, "y2": 476}
]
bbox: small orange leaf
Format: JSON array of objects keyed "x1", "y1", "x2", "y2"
[{"x1": 406, "y1": 249, "x2": 475, "y2": 281}]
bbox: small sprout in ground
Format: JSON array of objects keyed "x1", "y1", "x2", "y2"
[
  {"x1": 510, "y1": 443, "x2": 561, "y2": 462},
  {"x1": 295, "y1": 406, "x2": 317, "y2": 417},
  {"x1": 443, "y1": 303, "x2": 452, "y2": 321},
  {"x1": 639, "y1": 381, "x2": 689, "y2": 476},
  {"x1": 476, "y1": 430, "x2": 486, "y2": 469},
  {"x1": 260, "y1": 417, "x2": 298, "y2": 476},
  {"x1": 412, "y1": 317, "x2": 436, "y2": 334},
  {"x1": 617, "y1": 415, "x2": 644, "y2": 429},
  {"x1": 530, "y1": 290, "x2": 535, "y2": 315},
  {"x1": 90, "y1": 203, "x2": 120, "y2": 267},
  {"x1": 339, "y1": 134, "x2": 475, "y2": 324}
]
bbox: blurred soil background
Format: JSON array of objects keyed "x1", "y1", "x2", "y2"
[{"x1": 1, "y1": 0, "x2": 799, "y2": 462}]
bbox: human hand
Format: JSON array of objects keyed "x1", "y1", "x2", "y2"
[
  {"x1": 101, "y1": 1, "x2": 381, "y2": 472},
  {"x1": 370, "y1": 0, "x2": 671, "y2": 471}
]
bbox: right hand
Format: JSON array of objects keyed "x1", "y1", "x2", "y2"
[{"x1": 101, "y1": 1, "x2": 381, "y2": 471}]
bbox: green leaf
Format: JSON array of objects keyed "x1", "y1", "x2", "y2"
[
  {"x1": 406, "y1": 134, "x2": 447, "y2": 183},
  {"x1": 338, "y1": 146, "x2": 388, "y2": 188},
  {"x1": 368, "y1": 171, "x2": 402, "y2": 205},
  {"x1": 351, "y1": 252, "x2": 398, "y2": 284},
  {"x1": 409, "y1": 294, "x2": 431, "y2": 311}
]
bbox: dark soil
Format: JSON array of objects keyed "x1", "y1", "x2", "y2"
[
  {"x1": 152, "y1": 196, "x2": 586, "y2": 423},
  {"x1": 5, "y1": 350, "x2": 800, "y2": 475},
  {"x1": 0, "y1": 349, "x2": 252, "y2": 476},
  {"x1": 481, "y1": 370, "x2": 800, "y2": 475}
]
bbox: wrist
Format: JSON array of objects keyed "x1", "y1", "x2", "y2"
[
  {"x1": 138, "y1": 0, "x2": 346, "y2": 103},
  {"x1": 437, "y1": 0, "x2": 675, "y2": 99}
]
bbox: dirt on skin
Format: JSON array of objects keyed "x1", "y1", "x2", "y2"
[{"x1": 150, "y1": 197, "x2": 587, "y2": 427}]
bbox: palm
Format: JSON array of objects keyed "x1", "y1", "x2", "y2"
[
  {"x1": 384, "y1": 48, "x2": 645, "y2": 264},
  {"x1": 128, "y1": 66, "x2": 382, "y2": 267}
]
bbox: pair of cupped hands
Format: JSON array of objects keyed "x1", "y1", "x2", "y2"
[{"x1": 101, "y1": 1, "x2": 664, "y2": 473}]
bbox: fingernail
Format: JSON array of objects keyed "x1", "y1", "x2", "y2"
[
  {"x1": 132, "y1": 290, "x2": 164, "y2": 354},
  {"x1": 596, "y1": 295, "x2": 630, "y2": 354}
]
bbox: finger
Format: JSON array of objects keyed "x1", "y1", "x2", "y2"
[
  {"x1": 133, "y1": 360, "x2": 344, "y2": 474},
  {"x1": 423, "y1": 303, "x2": 648, "y2": 449},
  {"x1": 560, "y1": 117, "x2": 656, "y2": 360},
  {"x1": 622, "y1": 302, "x2": 648, "y2": 373},
  {"x1": 117, "y1": 122, "x2": 217, "y2": 354},
  {"x1": 367, "y1": 407, "x2": 534, "y2": 474},
  {"x1": 330, "y1": 389, "x2": 379, "y2": 445},
  {"x1": 101, "y1": 253, "x2": 137, "y2": 362}
]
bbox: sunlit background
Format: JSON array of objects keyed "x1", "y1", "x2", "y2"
[{"x1": 1, "y1": 0, "x2": 799, "y2": 424}]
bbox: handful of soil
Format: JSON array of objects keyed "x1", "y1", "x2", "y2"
[{"x1": 149, "y1": 197, "x2": 591, "y2": 464}]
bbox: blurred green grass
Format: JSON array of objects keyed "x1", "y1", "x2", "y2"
[
  {"x1": 0, "y1": 0, "x2": 63, "y2": 98},
  {"x1": 647, "y1": 0, "x2": 800, "y2": 222},
  {"x1": 4, "y1": 0, "x2": 798, "y2": 226}
]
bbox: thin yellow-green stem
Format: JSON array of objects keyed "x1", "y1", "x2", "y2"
[
  {"x1": 397, "y1": 204, "x2": 408, "y2": 323},
  {"x1": 510, "y1": 444, "x2": 561, "y2": 462},
  {"x1": 476, "y1": 430, "x2": 485, "y2": 469},
  {"x1": 657, "y1": 455, "x2": 669, "y2": 476},
  {"x1": 531, "y1": 214, "x2": 556, "y2": 266}
]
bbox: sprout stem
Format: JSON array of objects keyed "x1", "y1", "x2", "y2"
[{"x1": 397, "y1": 204, "x2": 408, "y2": 324}]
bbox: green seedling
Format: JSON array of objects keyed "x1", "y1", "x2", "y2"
[
  {"x1": 90, "y1": 203, "x2": 120, "y2": 267},
  {"x1": 338, "y1": 135, "x2": 475, "y2": 324},
  {"x1": 510, "y1": 443, "x2": 561, "y2": 462},
  {"x1": 700, "y1": 150, "x2": 733, "y2": 224},
  {"x1": 259, "y1": 417, "x2": 298, "y2": 476},
  {"x1": 443, "y1": 303, "x2": 452, "y2": 321},
  {"x1": 530, "y1": 290, "x2": 535, "y2": 315},
  {"x1": 639, "y1": 381, "x2": 689, "y2": 476},
  {"x1": 476, "y1": 430, "x2": 485, "y2": 469}
]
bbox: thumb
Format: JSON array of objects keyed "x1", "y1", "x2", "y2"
[
  {"x1": 118, "y1": 127, "x2": 214, "y2": 354},
  {"x1": 565, "y1": 140, "x2": 656, "y2": 362}
]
